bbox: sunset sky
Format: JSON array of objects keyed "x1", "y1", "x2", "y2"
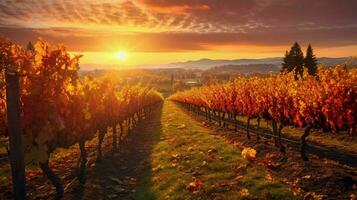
[{"x1": 0, "y1": 0, "x2": 356, "y2": 68}]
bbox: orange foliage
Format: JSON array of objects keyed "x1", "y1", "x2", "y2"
[
  {"x1": 170, "y1": 68, "x2": 357, "y2": 132},
  {"x1": 0, "y1": 37, "x2": 163, "y2": 164}
]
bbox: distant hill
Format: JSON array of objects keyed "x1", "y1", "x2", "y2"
[
  {"x1": 317, "y1": 57, "x2": 357, "y2": 67},
  {"x1": 166, "y1": 57, "x2": 282, "y2": 69},
  {"x1": 164, "y1": 57, "x2": 355, "y2": 69},
  {"x1": 79, "y1": 57, "x2": 356, "y2": 71}
]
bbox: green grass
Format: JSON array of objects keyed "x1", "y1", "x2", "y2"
[{"x1": 134, "y1": 101, "x2": 298, "y2": 200}]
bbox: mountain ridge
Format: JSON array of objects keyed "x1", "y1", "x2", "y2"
[
  {"x1": 165, "y1": 57, "x2": 353, "y2": 69},
  {"x1": 80, "y1": 56, "x2": 355, "y2": 70}
]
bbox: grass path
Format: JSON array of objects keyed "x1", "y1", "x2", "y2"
[{"x1": 134, "y1": 101, "x2": 297, "y2": 200}]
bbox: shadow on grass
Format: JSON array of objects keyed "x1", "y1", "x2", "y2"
[
  {"x1": 131, "y1": 104, "x2": 164, "y2": 200},
  {"x1": 66, "y1": 104, "x2": 163, "y2": 200}
]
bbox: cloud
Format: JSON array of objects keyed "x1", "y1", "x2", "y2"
[
  {"x1": 2, "y1": 26, "x2": 357, "y2": 53},
  {"x1": 0, "y1": 0, "x2": 356, "y2": 52}
]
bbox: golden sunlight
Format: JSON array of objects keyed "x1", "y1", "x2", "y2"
[{"x1": 116, "y1": 50, "x2": 128, "y2": 61}]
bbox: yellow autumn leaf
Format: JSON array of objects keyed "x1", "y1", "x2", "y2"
[
  {"x1": 241, "y1": 147, "x2": 256, "y2": 161},
  {"x1": 239, "y1": 188, "x2": 250, "y2": 197}
]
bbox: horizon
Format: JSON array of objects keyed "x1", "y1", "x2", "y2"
[
  {"x1": 0, "y1": 0, "x2": 356, "y2": 68},
  {"x1": 77, "y1": 55, "x2": 354, "y2": 71}
]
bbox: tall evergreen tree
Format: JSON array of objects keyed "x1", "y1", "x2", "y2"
[
  {"x1": 26, "y1": 41, "x2": 34, "y2": 52},
  {"x1": 290, "y1": 42, "x2": 304, "y2": 79},
  {"x1": 281, "y1": 50, "x2": 293, "y2": 72},
  {"x1": 281, "y1": 42, "x2": 304, "y2": 79},
  {"x1": 304, "y1": 44, "x2": 318, "y2": 76}
]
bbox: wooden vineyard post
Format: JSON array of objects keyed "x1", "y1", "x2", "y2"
[
  {"x1": 113, "y1": 123, "x2": 117, "y2": 151},
  {"x1": 5, "y1": 71, "x2": 26, "y2": 200}
]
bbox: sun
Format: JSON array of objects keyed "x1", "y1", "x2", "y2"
[{"x1": 116, "y1": 50, "x2": 128, "y2": 61}]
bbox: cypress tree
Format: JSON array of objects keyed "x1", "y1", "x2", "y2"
[
  {"x1": 26, "y1": 41, "x2": 34, "y2": 52},
  {"x1": 304, "y1": 44, "x2": 318, "y2": 76}
]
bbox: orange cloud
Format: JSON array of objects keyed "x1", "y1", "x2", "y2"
[
  {"x1": 2, "y1": 26, "x2": 357, "y2": 53},
  {"x1": 142, "y1": 3, "x2": 210, "y2": 15}
]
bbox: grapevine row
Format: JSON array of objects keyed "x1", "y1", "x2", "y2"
[
  {"x1": 170, "y1": 67, "x2": 357, "y2": 160},
  {"x1": 0, "y1": 37, "x2": 163, "y2": 199}
]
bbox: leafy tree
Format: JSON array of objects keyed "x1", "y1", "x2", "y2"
[{"x1": 304, "y1": 44, "x2": 318, "y2": 76}]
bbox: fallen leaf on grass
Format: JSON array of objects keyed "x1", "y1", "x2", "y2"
[
  {"x1": 128, "y1": 177, "x2": 137, "y2": 185},
  {"x1": 177, "y1": 124, "x2": 186, "y2": 129},
  {"x1": 186, "y1": 179, "x2": 203, "y2": 192},
  {"x1": 207, "y1": 148, "x2": 218, "y2": 154},
  {"x1": 239, "y1": 188, "x2": 250, "y2": 197},
  {"x1": 152, "y1": 165, "x2": 163, "y2": 172},
  {"x1": 266, "y1": 173, "x2": 273, "y2": 182},
  {"x1": 171, "y1": 153, "x2": 180, "y2": 159},
  {"x1": 233, "y1": 175, "x2": 244, "y2": 181},
  {"x1": 292, "y1": 186, "x2": 303, "y2": 196},
  {"x1": 241, "y1": 147, "x2": 256, "y2": 161},
  {"x1": 303, "y1": 175, "x2": 311, "y2": 179}
]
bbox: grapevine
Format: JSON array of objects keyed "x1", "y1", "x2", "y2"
[
  {"x1": 170, "y1": 67, "x2": 357, "y2": 160},
  {"x1": 0, "y1": 37, "x2": 163, "y2": 198}
]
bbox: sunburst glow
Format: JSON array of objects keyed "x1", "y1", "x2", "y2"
[{"x1": 116, "y1": 50, "x2": 128, "y2": 61}]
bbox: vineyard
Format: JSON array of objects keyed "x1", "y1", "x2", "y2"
[
  {"x1": 0, "y1": 37, "x2": 356, "y2": 200},
  {"x1": 1, "y1": 0, "x2": 357, "y2": 198},
  {"x1": 0, "y1": 38, "x2": 163, "y2": 199},
  {"x1": 170, "y1": 68, "x2": 357, "y2": 161}
]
